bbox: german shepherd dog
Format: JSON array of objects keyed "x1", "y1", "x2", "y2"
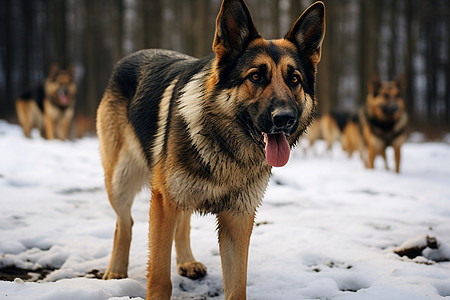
[
  {"x1": 97, "y1": 0, "x2": 325, "y2": 299},
  {"x1": 306, "y1": 111, "x2": 363, "y2": 159},
  {"x1": 340, "y1": 113, "x2": 364, "y2": 159},
  {"x1": 360, "y1": 74, "x2": 408, "y2": 173},
  {"x1": 320, "y1": 111, "x2": 352, "y2": 153},
  {"x1": 16, "y1": 64, "x2": 76, "y2": 140}
]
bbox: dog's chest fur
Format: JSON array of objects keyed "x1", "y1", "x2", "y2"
[
  {"x1": 122, "y1": 50, "x2": 272, "y2": 214},
  {"x1": 164, "y1": 74, "x2": 272, "y2": 213}
]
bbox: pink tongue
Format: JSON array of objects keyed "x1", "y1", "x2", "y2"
[
  {"x1": 58, "y1": 91, "x2": 68, "y2": 106},
  {"x1": 263, "y1": 133, "x2": 290, "y2": 167}
]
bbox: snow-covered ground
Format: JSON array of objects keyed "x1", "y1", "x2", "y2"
[{"x1": 1, "y1": 120, "x2": 449, "y2": 300}]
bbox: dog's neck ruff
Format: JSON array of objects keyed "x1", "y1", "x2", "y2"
[
  {"x1": 172, "y1": 70, "x2": 271, "y2": 214},
  {"x1": 47, "y1": 94, "x2": 72, "y2": 110},
  {"x1": 365, "y1": 110, "x2": 406, "y2": 146},
  {"x1": 177, "y1": 72, "x2": 212, "y2": 164}
]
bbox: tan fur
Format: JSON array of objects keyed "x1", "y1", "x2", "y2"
[
  {"x1": 43, "y1": 98, "x2": 74, "y2": 140},
  {"x1": 98, "y1": 2, "x2": 325, "y2": 300},
  {"x1": 16, "y1": 99, "x2": 44, "y2": 138},
  {"x1": 306, "y1": 118, "x2": 321, "y2": 150},
  {"x1": 174, "y1": 211, "x2": 207, "y2": 279},
  {"x1": 75, "y1": 114, "x2": 95, "y2": 139},
  {"x1": 145, "y1": 162, "x2": 181, "y2": 299},
  {"x1": 217, "y1": 212, "x2": 254, "y2": 300},
  {"x1": 97, "y1": 91, "x2": 149, "y2": 279},
  {"x1": 43, "y1": 66, "x2": 76, "y2": 140},
  {"x1": 341, "y1": 121, "x2": 363, "y2": 159},
  {"x1": 16, "y1": 64, "x2": 76, "y2": 140},
  {"x1": 360, "y1": 74, "x2": 408, "y2": 173},
  {"x1": 320, "y1": 113, "x2": 340, "y2": 152}
]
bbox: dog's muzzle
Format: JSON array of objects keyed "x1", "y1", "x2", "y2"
[
  {"x1": 271, "y1": 108, "x2": 298, "y2": 134},
  {"x1": 382, "y1": 103, "x2": 399, "y2": 116},
  {"x1": 261, "y1": 107, "x2": 299, "y2": 168}
]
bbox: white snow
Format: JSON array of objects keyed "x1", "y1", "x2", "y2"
[{"x1": 0, "y1": 120, "x2": 449, "y2": 300}]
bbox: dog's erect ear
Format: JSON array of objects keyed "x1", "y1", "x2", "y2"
[
  {"x1": 213, "y1": 0, "x2": 260, "y2": 66},
  {"x1": 368, "y1": 74, "x2": 382, "y2": 97},
  {"x1": 285, "y1": 1, "x2": 325, "y2": 67},
  {"x1": 67, "y1": 64, "x2": 75, "y2": 78},
  {"x1": 48, "y1": 64, "x2": 59, "y2": 81},
  {"x1": 65, "y1": 64, "x2": 76, "y2": 82}
]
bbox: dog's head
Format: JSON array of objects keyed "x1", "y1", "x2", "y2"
[
  {"x1": 45, "y1": 64, "x2": 77, "y2": 107},
  {"x1": 209, "y1": 0, "x2": 325, "y2": 167},
  {"x1": 367, "y1": 74, "x2": 406, "y2": 122}
]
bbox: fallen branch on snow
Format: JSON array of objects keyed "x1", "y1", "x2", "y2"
[{"x1": 393, "y1": 234, "x2": 450, "y2": 262}]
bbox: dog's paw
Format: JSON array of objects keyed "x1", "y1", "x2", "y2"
[
  {"x1": 102, "y1": 269, "x2": 128, "y2": 280},
  {"x1": 177, "y1": 261, "x2": 207, "y2": 279}
]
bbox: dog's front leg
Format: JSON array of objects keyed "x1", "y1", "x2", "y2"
[
  {"x1": 44, "y1": 112, "x2": 55, "y2": 140},
  {"x1": 58, "y1": 109, "x2": 74, "y2": 140},
  {"x1": 43, "y1": 99, "x2": 56, "y2": 140},
  {"x1": 394, "y1": 145, "x2": 401, "y2": 173},
  {"x1": 381, "y1": 149, "x2": 389, "y2": 170},
  {"x1": 175, "y1": 211, "x2": 207, "y2": 279},
  {"x1": 367, "y1": 145, "x2": 376, "y2": 169},
  {"x1": 217, "y1": 211, "x2": 255, "y2": 300},
  {"x1": 146, "y1": 167, "x2": 179, "y2": 300}
]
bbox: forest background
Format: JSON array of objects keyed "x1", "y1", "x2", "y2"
[{"x1": 1, "y1": 0, "x2": 449, "y2": 137}]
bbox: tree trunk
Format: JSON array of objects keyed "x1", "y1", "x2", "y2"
[
  {"x1": 404, "y1": 0, "x2": 415, "y2": 123},
  {"x1": 50, "y1": 0, "x2": 68, "y2": 67},
  {"x1": 446, "y1": 0, "x2": 450, "y2": 125},
  {"x1": 1, "y1": 0, "x2": 15, "y2": 119},
  {"x1": 83, "y1": 0, "x2": 99, "y2": 116},
  {"x1": 316, "y1": 0, "x2": 336, "y2": 115},
  {"x1": 194, "y1": 0, "x2": 210, "y2": 58},
  {"x1": 111, "y1": 0, "x2": 124, "y2": 62},
  {"x1": 358, "y1": 0, "x2": 380, "y2": 107}
]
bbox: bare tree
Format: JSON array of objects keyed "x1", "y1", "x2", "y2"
[{"x1": 0, "y1": 0, "x2": 449, "y2": 130}]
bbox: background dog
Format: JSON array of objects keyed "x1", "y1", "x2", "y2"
[
  {"x1": 96, "y1": 0, "x2": 325, "y2": 299},
  {"x1": 360, "y1": 74, "x2": 408, "y2": 173},
  {"x1": 340, "y1": 113, "x2": 364, "y2": 159},
  {"x1": 320, "y1": 111, "x2": 352, "y2": 153},
  {"x1": 15, "y1": 85, "x2": 46, "y2": 138},
  {"x1": 306, "y1": 111, "x2": 363, "y2": 159},
  {"x1": 16, "y1": 64, "x2": 76, "y2": 140}
]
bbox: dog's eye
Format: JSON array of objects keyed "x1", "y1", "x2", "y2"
[
  {"x1": 249, "y1": 72, "x2": 262, "y2": 84},
  {"x1": 290, "y1": 75, "x2": 301, "y2": 86}
]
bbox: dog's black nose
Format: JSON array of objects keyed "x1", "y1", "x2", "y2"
[
  {"x1": 382, "y1": 104, "x2": 398, "y2": 116},
  {"x1": 272, "y1": 110, "x2": 297, "y2": 132}
]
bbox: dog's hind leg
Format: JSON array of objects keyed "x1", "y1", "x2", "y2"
[
  {"x1": 103, "y1": 195, "x2": 134, "y2": 280},
  {"x1": 217, "y1": 211, "x2": 255, "y2": 300},
  {"x1": 98, "y1": 98, "x2": 148, "y2": 279},
  {"x1": 16, "y1": 100, "x2": 32, "y2": 138},
  {"x1": 394, "y1": 145, "x2": 401, "y2": 173},
  {"x1": 103, "y1": 132, "x2": 148, "y2": 279},
  {"x1": 174, "y1": 211, "x2": 207, "y2": 279}
]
